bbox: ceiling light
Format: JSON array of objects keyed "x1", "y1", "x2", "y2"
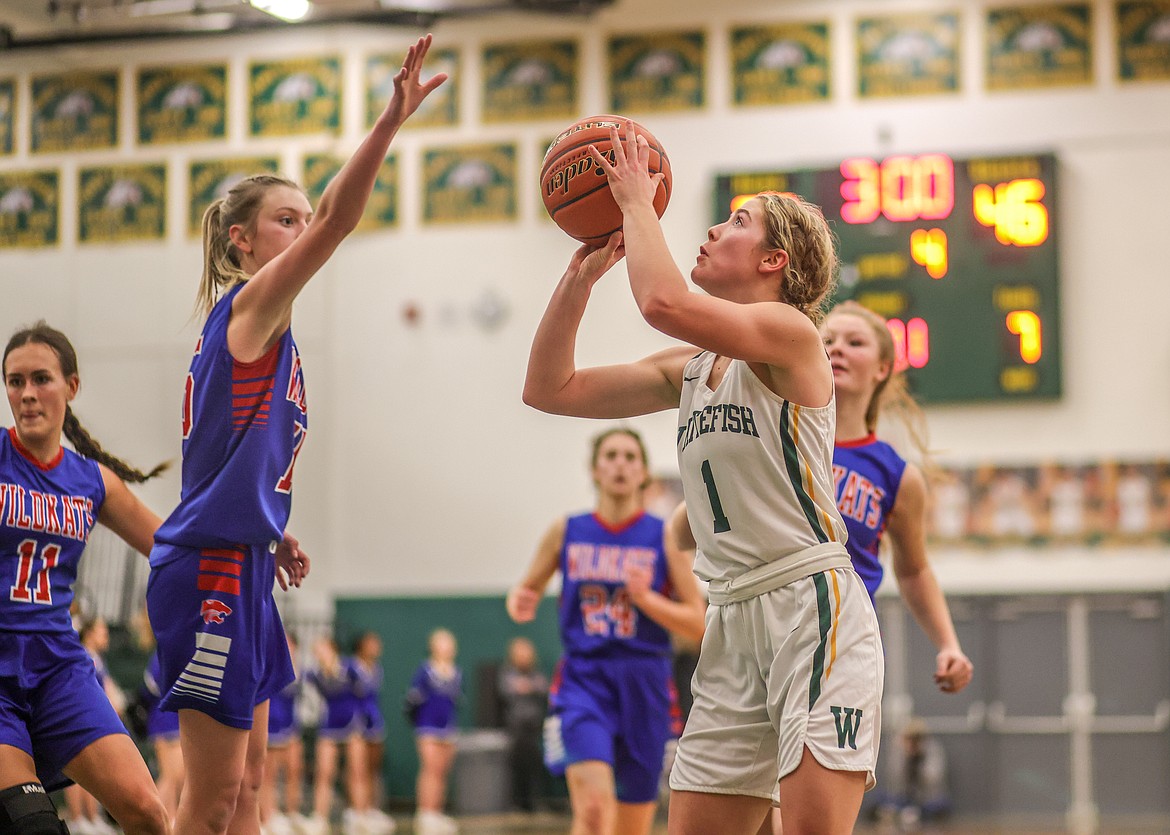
[{"x1": 249, "y1": 0, "x2": 311, "y2": 22}]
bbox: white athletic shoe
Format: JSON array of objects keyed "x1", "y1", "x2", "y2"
[
  {"x1": 266, "y1": 813, "x2": 295, "y2": 835},
  {"x1": 292, "y1": 814, "x2": 329, "y2": 835},
  {"x1": 362, "y1": 808, "x2": 396, "y2": 834},
  {"x1": 414, "y1": 810, "x2": 458, "y2": 835},
  {"x1": 67, "y1": 818, "x2": 99, "y2": 835}
]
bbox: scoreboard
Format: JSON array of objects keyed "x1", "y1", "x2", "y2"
[{"x1": 714, "y1": 152, "x2": 1061, "y2": 404}]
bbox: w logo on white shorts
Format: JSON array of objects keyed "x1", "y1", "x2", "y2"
[{"x1": 830, "y1": 706, "x2": 864, "y2": 750}]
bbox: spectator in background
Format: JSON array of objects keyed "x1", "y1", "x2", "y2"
[
  {"x1": 65, "y1": 617, "x2": 125, "y2": 835},
  {"x1": 873, "y1": 719, "x2": 952, "y2": 827},
  {"x1": 497, "y1": 637, "x2": 549, "y2": 812},
  {"x1": 404, "y1": 628, "x2": 463, "y2": 835},
  {"x1": 260, "y1": 631, "x2": 307, "y2": 835},
  {"x1": 352, "y1": 630, "x2": 395, "y2": 835}
]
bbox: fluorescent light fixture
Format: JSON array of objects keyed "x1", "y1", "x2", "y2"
[{"x1": 249, "y1": 0, "x2": 311, "y2": 22}]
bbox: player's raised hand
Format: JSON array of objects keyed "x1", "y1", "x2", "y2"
[{"x1": 382, "y1": 33, "x2": 448, "y2": 128}]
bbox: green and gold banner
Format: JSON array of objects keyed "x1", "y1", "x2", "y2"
[
  {"x1": 302, "y1": 153, "x2": 398, "y2": 232},
  {"x1": 78, "y1": 164, "x2": 166, "y2": 244},
  {"x1": 367, "y1": 49, "x2": 459, "y2": 129},
  {"x1": 188, "y1": 156, "x2": 280, "y2": 236},
  {"x1": 137, "y1": 63, "x2": 227, "y2": 145},
  {"x1": 857, "y1": 12, "x2": 961, "y2": 98},
  {"x1": 0, "y1": 79, "x2": 14, "y2": 155},
  {"x1": 986, "y1": 3, "x2": 1093, "y2": 90},
  {"x1": 422, "y1": 143, "x2": 516, "y2": 224},
  {"x1": 1116, "y1": 0, "x2": 1170, "y2": 82},
  {"x1": 249, "y1": 56, "x2": 340, "y2": 138},
  {"x1": 31, "y1": 70, "x2": 119, "y2": 153},
  {"x1": 482, "y1": 39, "x2": 578, "y2": 122},
  {"x1": 0, "y1": 170, "x2": 59, "y2": 248},
  {"x1": 731, "y1": 22, "x2": 831, "y2": 106},
  {"x1": 608, "y1": 31, "x2": 706, "y2": 112}
]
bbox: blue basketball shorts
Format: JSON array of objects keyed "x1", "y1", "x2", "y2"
[
  {"x1": 266, "y1": 692, "x2": 298, "y2": 746},
  {"x1": 543, "y1": 653, "x2": 674, "y2": 804},
  {"x1": 0, "y1": 631, "x2": 130, "y2": 791},
  {"x1": 147, "y1": 702, "x2": 181, "y2": 742},
  {"x1": 317, "y1": 693, "x2": 365, "y2": 741},
  {"x1": 146, "y1": 542, "x2": 294, "y2": 730},
  {"x1": 362, "y1": 698, "x2": 385, "y2": 742}
]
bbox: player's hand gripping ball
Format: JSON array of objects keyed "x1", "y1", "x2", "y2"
[{"x1": 540, "y1": 115, "x2": 672, "y2": 246}]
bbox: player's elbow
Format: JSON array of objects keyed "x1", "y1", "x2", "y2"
[{"x1": 639, "y1": 293, "x2": 689, "y2": 337}]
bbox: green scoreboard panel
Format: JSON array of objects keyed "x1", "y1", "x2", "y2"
[{"x1": 714, "y1": 152, "x2": 1061, "y2": 404}]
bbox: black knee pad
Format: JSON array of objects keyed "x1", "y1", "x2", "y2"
[{"x1": 0, "y1": 782, "x2": 71, "y2": 835}]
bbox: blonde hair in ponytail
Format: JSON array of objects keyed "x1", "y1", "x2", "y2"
[
  {"x1": 828, "y1": 300, "x2": 931, "y2": 464},
  {"x1": 195, "y1": 174, "x2": 304, "y2": 319}
]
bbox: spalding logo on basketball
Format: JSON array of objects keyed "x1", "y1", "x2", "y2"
[{"x1": 540, "y1": 115, "x2": 672, "y2": 247}]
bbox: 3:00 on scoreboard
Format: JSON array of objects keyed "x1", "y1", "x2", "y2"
[{"x1": 713, "y1": 152, "x2": 1061, "y2": 404}]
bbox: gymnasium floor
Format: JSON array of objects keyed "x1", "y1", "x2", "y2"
[{"x1": 375, "y1": 811, "x2": 1170, "y2": 834}]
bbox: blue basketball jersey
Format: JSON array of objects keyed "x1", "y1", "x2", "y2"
[
  {"x1": 559, "y1": 511, "x2": 671, "y2": 659},
  {"x1": 154, "y1": 284, "x2": 308, "y2": 557},
  {"x1": 0, "y1": 428, "x2": 105, "y2": 634},
  {"x1": 832, "y1": 434, "x2": 907, "y2": 601}
]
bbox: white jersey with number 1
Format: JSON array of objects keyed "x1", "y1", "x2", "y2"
[{"x1": 676, "y1": 352, "x2": 849, "y2": 586}]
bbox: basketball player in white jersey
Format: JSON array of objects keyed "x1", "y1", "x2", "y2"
[{"x1": 523, "y1": 122, "x2": 882, "y2": 835}]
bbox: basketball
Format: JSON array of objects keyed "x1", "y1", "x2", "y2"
[{"x1": 540, "y1": 115, "x2": 672, "y2": 247}]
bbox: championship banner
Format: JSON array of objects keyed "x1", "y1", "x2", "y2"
[
  {"x1": 608, "y1": 31, "x2": 706, "y2": 113},
  {"x1": 986, "y1": 3, "x2": 1093, "y2": 90},
  {"x1": 137, "y1": 63, "x2": 228, "y2": 145},
  {"x1": 856, "y1": 12, "x2": 961, "y2": 98},
  {"x1": 1116, "y1": 0, "x2": 1170, "y2": 82},
  {"x1": 249, "y1": 56, "x2": 340, "y2": 138},
  {"x1": 422, "y1": 143, "x2": 516, "y2": 224},
  {"x1": 0, "y1": 170, "x2": 59, "y2": 248},
  {"x1": 367, "y1": 49, "x2": 459, "y2": 129},
  {"x1": 78, "y1": 164, "x2": 166, "y2": 244},
  {"x1": 731, "y1": 22, "x2": 831, "y2": 106},
  {"x1": 482, "y1": 39, "x2": 578, "y2": 123},
  {"x1": 303, "y1": 153, "x2": 398, "y2": 232},
  {"x1": 31, "y1": 70, "x2": 119, "y2": 153},
  {"x1": 188, "y1": 156, "x2": 280, "y2": 236},
  {"x1": 0, "y1": 79, "x2": 14, "y2": 155}
]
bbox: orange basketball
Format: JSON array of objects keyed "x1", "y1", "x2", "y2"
[{"x1": 540, "y1": 115, "x2": 672, "y2": 247}]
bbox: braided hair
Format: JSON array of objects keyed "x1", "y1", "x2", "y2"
[{"x1": 3, "y1": 322, "x2": 167, "y2": 483}]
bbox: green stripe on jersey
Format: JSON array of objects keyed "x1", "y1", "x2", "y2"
[
  {"x1": 809, "y1": 572, "x2": 833, "y2": 710},
  {"x1": 779, "y1": 402, "x2": 829, "y2": 543}
]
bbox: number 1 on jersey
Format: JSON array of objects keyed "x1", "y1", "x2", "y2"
[{"x1": 701, "y1": 459, "x2": 731, "y2": 533}]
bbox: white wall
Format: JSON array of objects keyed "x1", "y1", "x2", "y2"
[{"x1": 2, "y1": 0, "x2": 1168, "y2": 612}]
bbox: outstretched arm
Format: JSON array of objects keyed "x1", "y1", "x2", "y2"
[
  {"x1": 230, "y1": 35, "x2": 448, "y2": 360},
  {"x1": 624, "y1": 523, "x2": 706, "y2": 642},
  {"x1": 506, "y1": 519, "x2": 565, "y2": 623},
  {"x1": 888, "y1": 463, "x2": 973, "y2": 694},
  {"x1": 586, "y1": 124, "x2": 828, "y2": 391},
  {"x1": 523, "y1": 233, "x2": 693, "y2": 418},
  {"x1": 96, "y1": 464, "x2": 162, "y2": 557}
]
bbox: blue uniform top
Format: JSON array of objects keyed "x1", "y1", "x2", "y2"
[
  {"x1": 0, "y1": 428, "x2": 105, "y2": 634},
  {"x1": 405, "y1": 661, "x2": 462, "y2": 731},
  {"x1": 832, "y1": 434, "x2": 907, "y2": 601},
  {"x1": 153, "y1": 283, "x2": 308, "y2": 558},
  {"x1": 559, "y1": 511, "x2": 672, "y2": 659}
]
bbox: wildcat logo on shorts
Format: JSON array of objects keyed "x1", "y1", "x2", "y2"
[
  {"x1": 830, "y1": 705, "x2": 864, "y2": 750},
  {"x1": 201, "y1": 599, "x2": 233, "y2": 624}
]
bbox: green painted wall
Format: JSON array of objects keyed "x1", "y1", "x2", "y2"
[{"x1": 333, "y1": 594, "x2": 562, "y2": 800}]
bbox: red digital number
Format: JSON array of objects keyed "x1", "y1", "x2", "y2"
[
  {"x1": 841, "y1": 154, "x2": 955, "y2": 224},
  {"x1": 10, "y1": 539, "x2": 61, "y2": 605}
]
